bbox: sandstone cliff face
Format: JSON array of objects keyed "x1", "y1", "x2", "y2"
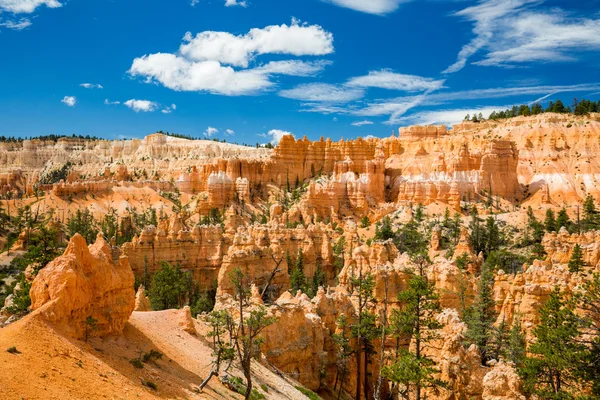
[{"x1": 29, "y1": 233, "x2": 135, "y2": 339}]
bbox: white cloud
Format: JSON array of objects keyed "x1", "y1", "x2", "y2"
[
  {"x1": 80, "y1": 83, "x2": 103, "y2": 89},
  {"x1": 161, "y1": 104, "x2": 177, "y2": 114},
  {"x1": 321, "y1": 0, "x2": 412, "y2": 15},
  {"x1": 445, "y1": 0, "x2": 600, "y2": 72},
  {"x1": 443, "y1": 0, "x2": 539, "y2": 74},
  {"x1": 348, "y1": 70, "x2": 445, "y2": 91},
  {"x1": 179, "y1": 19, "x2": 334, "y2": 68},
  {"x1": 0, "y1": 18, "x2": 31, "y2": 29},
  {"x1": 280, "y1": 83, "x2": 364, "y2": 103},
  {"x1": 124, "y1": 99, "x2": 158, "y2": 112},
  {"x1": 104, "y1": 99, "x2": 120, "y2": 105},
  {"x1": 190, "y1": 0, "x2": 199, "y2": 5},
  {"x1": 262, "y1": 129, "x2": 293, "y2": 145},
  {"x1": 225, "y1": 129, "x2": 235, "y2": 135},
  {"x1": 476, "y1": 12, "x2": 600, "y2": 67},
  {"x1": 225, "y1": 0, "x2": 246, "y2": 7},
  {"x1": 129, "y1": 56, "x2": 330, "y2": 97},
  {"x1": 130, "y1": 54, "x2": 274, "y2": 96},
  {"x1": 253, "y1": 60, "x2": 330, "y2": 77},
  {"x1": 395, "y1": 106, "x2": 506, "y2": 127},
  {"x1": 0, "y1": 0, "x2": 61, "y2": 13},
  {"x1": 204, "y1": 127, "x2": 219, "y2": 137},
  {"x1": 61, "y1": 96, "x2": 76, "y2": 107},
  {"x1": 351, "y1": 120, "x2": 374, "y2": 127},
  {"x1": 347, "y1": 82, "x2": 600, "y2": 122}
]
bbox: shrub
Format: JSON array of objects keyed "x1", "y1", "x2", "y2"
[
  {"x1": 141, "y1": 379, "x2": 157, "y2": 390},
  {"x1": 129, "y1": 358, "x2": 144, "y2": 369},
  {"x1": 295, "y1": 385, "x2": 322, "y2": 400},
  {"x1": 142, "y1": 349, "x2": 163, "y2": 363},
  {"x1": 6, "y1": 346, "x2": 20, "y2": 354}
]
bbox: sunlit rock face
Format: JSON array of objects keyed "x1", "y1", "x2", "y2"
[{"x1": 30, "y1": 233, "x2": 135, "y2": 339}]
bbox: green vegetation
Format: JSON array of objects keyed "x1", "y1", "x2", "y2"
[
  {"x1": 465, "y1": 98, "x2": 600, "y2": 122},
  {"x1": 6, "y1": 346, "x2": 20, "y2": 354},
  {"x1": 38, "y1": 162, "x2": 73, "y2": 185},
  {"x1": 385, "y1": 274, "x2": 447, "y2": 399},
  {"x1": 295, "y1": 386, "x2": 321, "y2": 400},
  {"x1": 148, "y1": 262, "x2": 192, "y2": 311}
]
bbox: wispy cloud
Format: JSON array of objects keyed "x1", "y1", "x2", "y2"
[
  {"x1": 80, "y1": 83, "x2": 103, "y2": 89},
  {"x1": 104, "y1": 99, "x2": 120, "y2": 105},
  {"x1": 351, "y1": 120, "x2": 374, "y2": 127},
  {"x1": 394, "y1": 106, "x2": 507, "y2": 126},
  {"x1": 320, "y1": 0, "x2": 413, "y2": 15},
  {"x1": 280, "y1": 83, "x2": 364, "y2": 103},
  {"x1": 0, "y1": 18, "x2": 31, "y2": 30},
  {"x1": 225, "y1": 129, "x2": 235, "y2": 135},
  {"x1": 348, "y1": 70, "x2": 445, "y2": 92},
  {"x1": 444, "y1": 0, "x2": 600, "y2": 72},
  {"x1": 161, "y1": 104, "x2": 177, "y2": 114}
]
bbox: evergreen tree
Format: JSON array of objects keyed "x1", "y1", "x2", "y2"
[
  {"x1": 396, "y1": 219, "x2": 427, "y2": 257},
  {"x1": 375, "y1": 216, "x2": 394, "y2": 241},
  {"x1": 332, "y1": 314, "x2": 353, "y2": 400},
  {"x1": 414, "y1": 203, "x2": 425, "y2": 223},
  {"x1": 468, "y1": 206, "x2": 486, "y2": 255},
  {"x1": 555, "y1": 208, "x2": 571, "y2": 232},
  {"x1": 582, "y1": 194, "x2": 599, "y2": 231},
  {"x1": 464, "y1": 260, "x2": 497, "y2": 365},
  {"x1": 455, "y1": 252, "x2": 471, "y2": 319},
  {"x1": 568, "y1": 244, "x2": 586, "y2": 273},
  {"x1": 484, "y1": 216, "x2": 501, "y2": 257},
  {"x1": 148, "y1": 262, "x2": 192, "y2": 310},
  {"x1": 67, "y1": 208, "x2": 98, "y2": 244},
  {"x1": 289, "y1": 248, "x2": 306, "y2": 293},
  {"x1": 520, "y1": 288, "x2": 586, "y2": 399},
  {"x1": 578, "y1": 273, "x2": 600, "y2": 396},
  {"x1": 384, "y1": 274, "x2": 447, "y2": 400},
  {"x1": 544, "y1": 209, "x2": 556, "y2": 233},
  {"x1": 349, "y1": 271, "x2": 378, "y2": 400},
  {"x1": 309, "y1": 262, "x2": 327, "y2": 298},
  {"x1": 505, "y1": 316, "x2": 527, "y2": 369}
]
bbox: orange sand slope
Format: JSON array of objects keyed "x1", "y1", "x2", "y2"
[{"x1": 0, "y1": 310, "x2": 310, "y2": 400}]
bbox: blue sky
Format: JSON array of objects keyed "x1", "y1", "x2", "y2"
[{"x1": 1, "y1": 0, "x2": 600, "y2": 143}]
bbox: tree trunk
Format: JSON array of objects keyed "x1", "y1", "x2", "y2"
[{"x1": 356, "y1": 343, "x2": 362, "y2": 400}]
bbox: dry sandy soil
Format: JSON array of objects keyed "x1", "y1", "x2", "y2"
[{"x1": 0, "y1": 309, "x2": 311, "y2": 400}]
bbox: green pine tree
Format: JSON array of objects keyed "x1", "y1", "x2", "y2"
[
  {"x1": 544, "y1": 209, "x2": 556, "y2": 233},
  {"x1": 520, "y1": 287, "x2": 586, "y2": 399},
  {"x1": 464, "y1": 260, "x2": 497, "y2": 365},
  {"x1": 505, "y1": 316, "x2": 526, "y2": 369},
  {"x1": 582, "y1": 195, "x2": 599, "y2": 231},
  {"x1": 148, "y1": 262, "x2": 192, "y2": 310},
  {"x1": 289, "y1": 248, "x2": 306, "y2": 293},
  {"x1": 555, "y1": 208, "x2": 571, "y2": 232},
  {"x1": 568, "y1": 244, "x2": 586, "y2": 273},
  {"x1": 384, "y1": 274, "x2": 447, "y2": 400},
  {"x1": 349, "y1": 272, "x2": 378, "y2": 400}
]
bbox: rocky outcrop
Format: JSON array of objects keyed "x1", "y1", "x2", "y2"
[
  {"x1": 482, "y1": 361, "x2": 525, "y2": 400},
  {"x1": 134, "y1": 285, "x2": 151, "y2": 311},
  {"x1": 29, "y1": 233, "x2": 135, "y2": 339}
]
